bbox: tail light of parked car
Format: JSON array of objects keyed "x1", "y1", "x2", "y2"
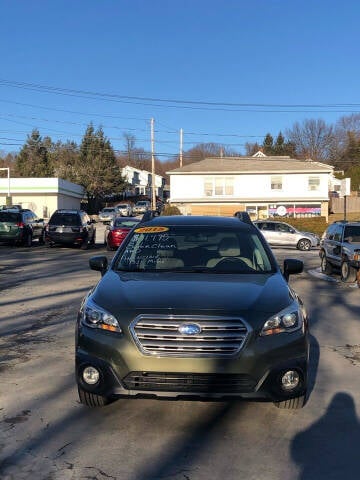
[{"x1": 16, "y1": 221, "x2": 25, "y2": 228}]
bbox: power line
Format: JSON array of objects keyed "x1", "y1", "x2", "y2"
[{"x1": 1, "y1": 79, "x2": 360, "y2": 112}]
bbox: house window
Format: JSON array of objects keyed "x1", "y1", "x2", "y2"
[
  {"x1": 204, "y1": 177, "x2": 234, "y2": 196},
  {"x1": 271, "y1": 176, "x2": 282, "y2": 190},
  {"x1": 308, "y1": 176, "x2": 320, "y2": 191}
]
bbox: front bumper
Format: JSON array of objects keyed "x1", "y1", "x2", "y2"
[{"x1": 76, "y1": 324, "x2": 309, "y2": 402}]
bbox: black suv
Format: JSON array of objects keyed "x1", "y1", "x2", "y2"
[
  {"x1": 45, "y1": 209, "x2": 96, "y2": 249},
  {"x1": 76, "y1": 214, "x2": 309, "y2": 410},
  {"x1": 0, "y1": 208, "x2": 45, "y2": 246},
  {"x1": 320, "y1": 221, "x2": 360, "y2": 284}
]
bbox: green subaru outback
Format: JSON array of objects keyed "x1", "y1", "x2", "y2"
[
  {"x1": 0, "y1": 208, "x2": 45, "y2": 246},
  {"x1": 76, "y1": 214, "x2": 309, "y2": 409}
]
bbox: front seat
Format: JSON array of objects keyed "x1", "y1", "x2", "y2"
[
  {"x1": 206, "y1": 237, "x2": 253, "y2": 269},
  {"x1": 155, "y1": 239, "x2": 184, "y2": 270}
]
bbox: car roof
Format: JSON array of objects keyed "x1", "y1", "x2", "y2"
[
  {"x1": 140, "y1": 215, "x2": 255, "y2": 230},
  {"x1": 54, "y1": 209, "x2": 82, "y2": 213}
]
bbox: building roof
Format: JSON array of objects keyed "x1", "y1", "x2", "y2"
[{"x1": 167, "y1": 156, "x2": 334, "y2": 175}]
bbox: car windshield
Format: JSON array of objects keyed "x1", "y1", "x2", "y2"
[
  {"x1": 117, "y1": 204, "x2": 128, "y2": 209},
  {"x1": 114, "y1": 225, "x2": 274, "y2": 273},
  {"x1": 102, "y1": 208, "x2": 115, "y2": 213},
  {"x1": 0, "y1": 212, "x2": 21, "y2": 222},
  {"x1": 50, "y1": 213, "x2": 81, "y2": 226},
  {"x1": 113, "y1": 218, "x2": 139, "y2": 228},
  {"x1": 344, "y1": 225, "x2": 360, "y2": 242},
  {"x1": 136, "y1": 202, "x2": 148, "y2": 206}
]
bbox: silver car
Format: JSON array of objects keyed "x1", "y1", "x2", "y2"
[
  {"x1": 98, "y1": 207, "x2": 118, "y2": 224},
  {"x1": 132, "y1": 200, "x2": 151, "y2": 215},
  {"x1": 254, "y1": 220, "x2": 319, "y2": 251},
  {"x1": 115, "y1": 203, "x2": 133, "y2": 217}
]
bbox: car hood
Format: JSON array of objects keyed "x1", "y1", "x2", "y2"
[{"x1": 92, "y1": 270, "x2": 293, "y2": 318}]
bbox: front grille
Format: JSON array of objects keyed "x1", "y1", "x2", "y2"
[
  {"x1": 130, "y1": 314, "x2": 250, "y2": 357},
  {"x1": 123, "y1": 372, "x2": 256, "y2": 393}
]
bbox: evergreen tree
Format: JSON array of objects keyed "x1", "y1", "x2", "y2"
[
  {"x1": 15, "y1": 129, "x2": 53, "y2": 177},
  {"x1": 76, "y1": 124, "x2": 128, "y2": 212},
  {"x1": 263, "y1": 133, "x2": 274, "y2": 155}
]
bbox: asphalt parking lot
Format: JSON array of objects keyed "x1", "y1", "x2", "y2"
[{"x1": 1, "y1": 228, "x2": 360, "y2": 480}]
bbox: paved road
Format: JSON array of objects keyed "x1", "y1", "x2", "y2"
[{"x1": 1, "y1": 233, "x2": 360, "y2": 480}]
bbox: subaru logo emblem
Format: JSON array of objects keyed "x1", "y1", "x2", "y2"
[{"x1": 178, "y1": 323, "x2": 201, "y2": 335}]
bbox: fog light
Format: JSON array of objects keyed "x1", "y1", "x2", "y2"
[
  {"x1": 83, "y1": 366, "x2": 100, "y2": 385},
  {"x1": 281, "y1": 370, "x2": 300, "y2": 391}
]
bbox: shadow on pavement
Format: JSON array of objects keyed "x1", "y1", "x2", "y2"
[{"x1": 291, "y1": 392, "x2": 360, "y2": 479}]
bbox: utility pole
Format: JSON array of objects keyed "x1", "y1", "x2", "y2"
[
  {"x1": 179, "y1": 128, "x2": 183, "y2": 167},
  {"x1": 151, "y1": 118, "x2": 156, "y2": 211}
]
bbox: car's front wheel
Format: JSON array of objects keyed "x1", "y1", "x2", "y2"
[
  {"x1": 297, "y1": 238, "x2": 312, "y2": 251},
  {"x1": 274, "y1": 394, "x2": 306, "y2": 409},
  {"x1": 78, "y1": 386, "x2": 112, "y2": 407},
  {"x1": 38, "y1": 231, "x2": 45, "y2": 245},
  {"x1": 320, "y1": 254, "x2": 333, "y2": 275},
  {"x1": 340, "y1": 260, "x2": 358, "y2": 283}
]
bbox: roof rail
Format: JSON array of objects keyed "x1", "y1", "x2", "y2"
[{"x1": 234, "y1": 211, "x2": 252, "y2": 225}]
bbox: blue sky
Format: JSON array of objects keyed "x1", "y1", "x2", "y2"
[{"x1": 1, "y1": 0, "x2": 360, "y2": 160}]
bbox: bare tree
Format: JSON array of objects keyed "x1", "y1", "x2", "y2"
[{"x1": 286, "y1": 119, "x2": 335, "y2": 161}]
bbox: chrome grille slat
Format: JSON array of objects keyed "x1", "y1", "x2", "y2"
[{"x1": 131, "y1": 315, "x2": 251, "y2": 357}]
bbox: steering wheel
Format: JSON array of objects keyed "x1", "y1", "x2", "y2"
[{"x1": 214, "y1": 257, "x2": 252, "y2": 271}]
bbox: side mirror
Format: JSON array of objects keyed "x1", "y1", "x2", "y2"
[
  {"x1": 283, "y1": 259, "x2": 303, "y2": 282},
  {"x1": 89, "y1": 256, "x2": 108, "y2": 275}
]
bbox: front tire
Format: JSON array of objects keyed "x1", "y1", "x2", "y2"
[
  {"x1": 340, "y1": 260, "x2": 357, "y2": 283},
  {"x1": 274, "y1": 394, "x2": 306, "y2": 409},
  {"x1": 38, "y1": 231, "x2": 45, "y2": 245},
  {"x1": 297, "y1": 238, "x2": 311, "y2": 251},
  {"x1": 78, "y1": 386, "x2": 112, "y2": 407},
  {"x1": 320, "y1": 254, "x2": 333, "y2": 275}
]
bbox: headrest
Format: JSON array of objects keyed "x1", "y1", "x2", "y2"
[{"x1": 219, "y1": 237, "x2": 240, "y2": 257}]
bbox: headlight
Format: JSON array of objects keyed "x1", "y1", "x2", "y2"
[
  {"x1": 260, "y1": 302, "x2": 303, "y2": 336},
  {"x1": 81, "y1": 296, "x2": 122, "y2": 333}
]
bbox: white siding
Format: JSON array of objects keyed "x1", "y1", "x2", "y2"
[{"x1": 170, "y1": 172, "x2": 329, "y2": 201}]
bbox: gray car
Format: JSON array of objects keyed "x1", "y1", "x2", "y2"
[
  {"x1": 254, "y1": 220, "x2": 319, "y2": 251},
  {"x1": 98, "y1": 207, "x2": 118, "y2": 224},
  {"x1": 132, "y1": 200, "x2": 151, "y2": 215},
  {"x1": 115, "y1": 203, "x2": 133, "y2": 217},
  {"x1": 319, "y1": 221, "x2": 360, "y2": 283}
]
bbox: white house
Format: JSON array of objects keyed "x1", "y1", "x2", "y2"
[
  {"x1": 167, "y1": 153, "x2": 334, "y2": 220},
  {"x1": 0, "y1": 177, "x2": 84, "y2": 219},
  {"x1": 121, "y1": 165, "x2": 165, "y2": 198}
]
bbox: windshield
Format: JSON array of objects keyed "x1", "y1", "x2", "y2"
[
  {"x1": 114, "y1": 225, "x2": 274, "y2": 273},
  {"x1": 113, "y1": 218, "x2": 139, "y2": 228},
  {"x1": 102, "y1": 208, "x2": 115, "y2": 213},
  {"x1": 344, "y1": 225, "x2": 360, "y2": 242},
  {"x1": 49, "y1": 213, "x2": 81, "y2": 226}
]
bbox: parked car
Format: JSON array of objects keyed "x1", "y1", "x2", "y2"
[
  {"x1": 104, "y1": 216, "x2": 140, "y2": 251},
  {"x1": 254, "y1": 220, "x2": 319, "y2": 251},
  {"x1": 132, "y1": 200, "x2": 151, "y2": 215},
  {"x1": 76, "y1": 213, "x2": 309, "y2": 410},
  {"x1": 45, "y1": 209, "x2": 96, "y2": 249},
  {"x1": 0, "y1": 208, "x2": 45, "y2": 246},
  {"x1": 98, "y1": 207, "x2": 118, "y2": 224},
  {"x1": 115, "y1": 203, "x2": 133, "y2": 217},
  {"x1": 319, "y1": 220, "x2": 360, "y2": 283}
]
